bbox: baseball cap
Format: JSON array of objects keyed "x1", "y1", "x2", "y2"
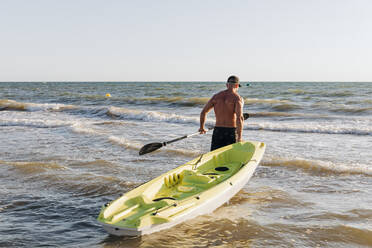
[{"x1": 227, "y1": 75, "x2": 241, "y2": 87}]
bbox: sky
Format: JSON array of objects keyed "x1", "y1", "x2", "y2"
[{"x1": 0, "y1": 0, "x2": 371, "y2": 82}]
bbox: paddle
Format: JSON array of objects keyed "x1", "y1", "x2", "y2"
[{"x1": 139, "y1": 113, "x2": 249, "y2": 155}]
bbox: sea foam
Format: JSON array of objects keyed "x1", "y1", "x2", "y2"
[{"x1": 262, "y1": 156, "x2": 372, "y2": 176}]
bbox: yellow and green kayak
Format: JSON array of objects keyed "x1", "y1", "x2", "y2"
[{"x1": 97, "y1": 141, "x2": 266, "y2": 236}]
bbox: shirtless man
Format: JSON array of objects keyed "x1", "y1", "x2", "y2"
[{"x1": 199, "y1": 75, "x2": 244, "y2": 151}]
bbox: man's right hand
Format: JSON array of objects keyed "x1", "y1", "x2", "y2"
[{"x1": 199, "y1": 127, "x2": 207, "y2": 134}]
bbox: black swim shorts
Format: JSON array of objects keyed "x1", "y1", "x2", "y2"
[{"x1": 211, "y1": 127, "x2": 237, "y2": 151}]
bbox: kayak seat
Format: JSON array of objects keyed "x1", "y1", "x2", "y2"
[
  {"x1": 181, "y1": 170, "x2": 216, "y2": 185},
  {"x1": 152, "y1": 164, "x2": 240, "y2": 206}
]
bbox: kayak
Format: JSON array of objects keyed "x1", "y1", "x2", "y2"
[
  {"x1": 97, "y1": 141, "x2": 266, "y2": 236},
  {"x1": 97, "y1": 141, "x2": 265, "y2": 236}
]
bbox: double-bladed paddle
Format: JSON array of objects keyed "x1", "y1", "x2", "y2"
[{"x1": 139, "y1": 113, "x2": 249, "y2": 155}]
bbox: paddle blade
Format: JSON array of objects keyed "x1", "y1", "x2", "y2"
[{"x1": 139, "y1": 142, "x2": 164, "y2": 155}]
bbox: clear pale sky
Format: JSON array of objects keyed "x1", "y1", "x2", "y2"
[{"x1": 1, "y1": 0, "x2": 371, "y2": 82}]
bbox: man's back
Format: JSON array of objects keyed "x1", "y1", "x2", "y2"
[
  {"x1": 199, "y1": 75, "x2": 244, "y2": 150},
  {"x1": 212, "y1": 90, "x2": 241, "y2": 128}
]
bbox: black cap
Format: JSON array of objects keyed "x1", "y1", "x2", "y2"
[{"x1": 227, "y1": 75, "x2": 241, "y2": 87}]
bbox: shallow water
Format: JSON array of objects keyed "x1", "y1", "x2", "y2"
[{"x1": 0, "y1": 81, "x2": 371, "y2": 247}]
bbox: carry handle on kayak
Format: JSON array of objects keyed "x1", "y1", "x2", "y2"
[{"x1": 139, "y1": 113, "x2": 249, "y2": 155}]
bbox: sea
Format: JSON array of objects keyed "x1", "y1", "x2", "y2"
[{"x1": 0, "y1": 81, "x2": 371, "y2": 248}]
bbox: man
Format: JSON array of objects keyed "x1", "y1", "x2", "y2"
[{"x1": 199, "y1": 75, "x2": 244, "y2": 151}]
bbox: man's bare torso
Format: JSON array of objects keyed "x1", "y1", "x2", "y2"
[{"x1": 211, "y1": 90, "x2": 241, "y2": 128}]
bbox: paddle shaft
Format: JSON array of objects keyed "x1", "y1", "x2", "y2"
[
  {"x1": 164, "y1": 127, "x2": 214, "y2": 146},
  {"x1": 165, "y1": 113, "x2": 249, "y2": 146},
  {"x1": 139, "y1": 113, "x2": 250, "y2": 155}
]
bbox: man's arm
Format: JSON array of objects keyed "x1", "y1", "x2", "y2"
[
  {"x1": 199, "y1": 98, "x2": 214, "y2": 134},
  {"x1": 235, "y1": 97, "x2": 244, "y2": 142}
]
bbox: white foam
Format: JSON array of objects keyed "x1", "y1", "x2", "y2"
[
  {"x1": 248, "y1": 120, "x2": 372, "y2": 136},
  {"x1": 107, "y1": 106, "x2": 213, "y2": 125},
  {"x1": 27, "y1": 103, "x2": 76, "y2": 112},
  {"x1": 0, "y1": 117, "x2": 71, "y2": 128},
  {"x1": 3, "y1": 100, "x2": 370, "y2": 137},
  {"x1": 0, "y1": 99, "x2": 77, "y2": 112},
  {"x1": 108, "y1": 135, "x2": 143, "y2": 151},
  {"x1": 244, "y1": 98, "x2": 290, "y2": 104},
  {"x1": 71, "y1": 123, "x2": 103, "y2": 135},
  {"x1": 262, "y1": 155, "x2": 372, "y2": 176}
]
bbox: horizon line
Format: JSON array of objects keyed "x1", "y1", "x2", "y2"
[{"x1": 1, "y1": 80, "x2": 372, "y2": 83}]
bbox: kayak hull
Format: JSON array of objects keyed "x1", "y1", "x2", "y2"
[{"x1": 97, "y1": 141, "x2": 265, "y2": 236}]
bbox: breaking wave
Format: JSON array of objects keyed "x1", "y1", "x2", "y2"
[
  {"x1": 271, "y1": 103, "x2": 302, "y2": 111},
  {"x1": 106, "y1": 107, "x2": 202, "y2": 125},
  {"x1": 0, "y1": 118, "x2": 72, "y2": 128},
  {"x1": 1, "y1": 99, "x2": 370, "y2": 136},
  {"x1": 137, "y1": 96, "x2": 210, "y2": 106},
  {"x1": 108, "y1": 136, "x2": 143, "y2": 151},
  {"x1": 244, "y1": 98, "x2": 290, "y2": 105},
  {"x1": 0, "y1": 99, "x2": 77, "y2": 112},
  {"x1": 330, "y1": 106, "x2": 372, "y2": 114},
  {"x1": 0, "y1": 99, "x2": 207, "y2": 127},
  {"x1": 262, "y1": 157, "x2": 372, "y2": 176},
  {"x1": 246, "y1": 121, "x2": 372, "y2": 136},
  {"x1": 312, "y1": 102, "x2": 372, "y2": 114}
]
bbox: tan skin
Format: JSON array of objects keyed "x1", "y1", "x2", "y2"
[{"x1": 199, "y1": 83, "x2": 244, "y2": 142}]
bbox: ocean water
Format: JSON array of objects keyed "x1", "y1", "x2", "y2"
[{"x1": 0, "y1": 81, "x2": 371, "y2": 247}]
